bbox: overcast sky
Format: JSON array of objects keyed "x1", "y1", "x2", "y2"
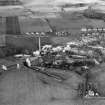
[
  {"x1": 19, "y1": 0, "x2": 105, "y2": 13},
  {"x1": 0, "y1": 0, "x2": 105, "y2": 17},
  {"x1": 20, "y1": 0, "x2": 105, "y2": 12},
  {"x1": 21, "y1": 0, "x2": 104, "y2": 6}
]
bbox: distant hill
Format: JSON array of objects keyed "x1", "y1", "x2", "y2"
[
  {"x1": 83, "y1": 8, "x2": 105, "y2": 21},
  {"x1": 19, "y1": 13, "x2": 105, "y2": 34}
]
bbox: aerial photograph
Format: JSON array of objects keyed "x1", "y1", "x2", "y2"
[{"x1": 1, "y1": 0, "x2": 105, "y2": 105}]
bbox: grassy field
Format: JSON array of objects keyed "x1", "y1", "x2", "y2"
[{"x1": 19, "y1": 13, "x2": 105, "y2": 34}]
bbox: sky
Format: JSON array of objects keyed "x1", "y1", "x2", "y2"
[
  {"x1": 21, "y1": 0, "x2": 104, "y2": 6},
  {"x1": 21, "y1": 0, "x2": 105, "y2": 12},
  {"x1": 0, "y1": 0, "x2": 105, "y2": 17}
]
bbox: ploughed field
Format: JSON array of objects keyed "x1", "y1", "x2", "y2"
[{"x1": 0, "y1": 58, "x2": 105, "y2": 105}]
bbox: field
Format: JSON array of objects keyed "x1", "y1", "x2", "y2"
[
  {"x1": 0, "y1": 61, "x2": 105, "y2": 105},
  {"x1": 0, "y1": 12, "x2": 105, "y2": 105},
  {"x1": 0, "y1": 12, "x2": 105, "y2": 57}
]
